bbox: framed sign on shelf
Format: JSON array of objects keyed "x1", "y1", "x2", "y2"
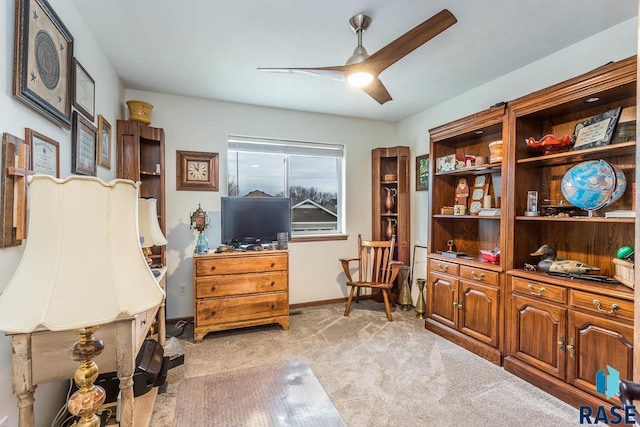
[
  {"x1": 25, "y1": 128, "x2": 60, "y2": 177},
  {"x1": 72, "y1": 58, "x2": 95, "y2": 122},
  {"x1": 416, "y1": 154, "x2": 429, "y2": 191},
  {"x1": 13, "y1": 0, "x2": 74, "y2": 129},
  {"x1": 97, "y1": 115, "x2": 112, "y2": 169},
  {"x1": 72, "y1": 112, "x2": 97, "y2": 176},
  {"x1": 570, "y1": 106, "x2": 622, "y2": 151}
]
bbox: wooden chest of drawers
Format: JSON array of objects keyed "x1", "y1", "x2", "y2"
[{"x1": 193, "y1": 250, "x2": 290, "y2": 343}]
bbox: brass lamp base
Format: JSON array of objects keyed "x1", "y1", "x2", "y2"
[
  {"x1": 143, "y1": 247, "x2": 153, "y2": 266},
  {"x1": 67, "y1": 326, "x2": 106, "y2": 427}
]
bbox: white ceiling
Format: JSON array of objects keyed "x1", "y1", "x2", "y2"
[{"x1": 71, "y1": 1, "x2": 637, "y2": 123}]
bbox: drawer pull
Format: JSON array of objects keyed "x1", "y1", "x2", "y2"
[
  {"x1": 471, "y1": 271, "x2": 485, "y2": 281},
  {"x1": 527, "y1": 284, "x2": 546, "y2": 296},
  {"x1": 437, "y1": 263, "x2": 448, "y2": 272},
  {"x1": 270, "y1": 281, "x2": 275, "y2": 287},
  {"x1": 558, "y1": 334, "x2": 565, "y2": 353},
  {"x1": 452, "y1": 301, "x2": 458, "y2": 308},
  {"x1": 566, "y1": 337, "x2": 575, "y2": 359},
  {"x1": 210, "y1": 286, "x2": 216, "y2": 293},
  {"x1": 271, "y1": 303, "x2": 276, "y2": 310},
  {"x1": 210, "y1": 310, "x2": 216, "y2": 317},
  {"x1": 271, "y1": 262, "x2": 275, "y2": 268},
  {"x1": 210, "y1": 266, "x2": 216, "y2": 271},
  {"x1": 593, "y1": 299, "x2": 620, "y2": 315}
]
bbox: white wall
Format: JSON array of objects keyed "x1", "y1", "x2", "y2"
[
  {"x1": 0, "y1": 1, "x2": 123, "y2": 425},
  {"x1": 398, "y1": 17, "x2": 638, "y2": 255},
  {"x1": 124, "y1": 89, "x2": 398, "y2": 319}
]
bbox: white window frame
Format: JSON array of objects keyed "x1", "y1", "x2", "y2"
[{"x1": 227, "y1": 135, "x2": 345, "y2": 237}]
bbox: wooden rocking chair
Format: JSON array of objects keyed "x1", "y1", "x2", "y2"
[{"x1": 340, "y1": 234, "x2": 402, "y2": 321}]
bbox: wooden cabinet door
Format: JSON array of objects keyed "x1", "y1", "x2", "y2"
[
  {"x1": 427, "y1": 272, "x2": 458, "y2": 329},
  {"x1": 567, "y1": 310, "x2": 634, "y2": 402},
  {"x1": 509, "y1": 294, "x2": 566, "y2": 380},
  {"x1": 459, "y1": 280, "x2": 499, "y2": 346}
]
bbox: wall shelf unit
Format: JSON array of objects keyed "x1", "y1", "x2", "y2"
[
  {"x1": 371, "y1": 146, "x2": 410, "y2": 266},
  {"x1": 426, "y1": 104, "x2": 507, "y2": 365},
  {"x1": 503, "y1": 56, "x2": 636, "y2": 413},
  {"x1": 117, "y1": 120, "x2": 166, "y2": 266}
]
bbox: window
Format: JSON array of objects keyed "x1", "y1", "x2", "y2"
[{"x1": 228, "y1": 136, "x2": 345, "y2": 236}]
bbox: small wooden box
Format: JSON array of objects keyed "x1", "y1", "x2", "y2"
[
  {"x1": 612, "y1": 258, "x2": 634, "y2": 289},
  {"x1": 440, "y1": 206, "x2": 454, "y2": 215}
]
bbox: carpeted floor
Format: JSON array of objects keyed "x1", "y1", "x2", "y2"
[{"x1": 152, "y1": 300, "x2": 582, "y2": 426}]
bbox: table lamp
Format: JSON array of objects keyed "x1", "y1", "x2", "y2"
[
  {"x1": 138, "y1": 197, "x2": 168, "y2": 266},
  {"x1": 0, "y1": 176, "x2": 164, "y2": 427},
  {"x1": 190, "y1": 204, "x2": 210, "y2": 254}
]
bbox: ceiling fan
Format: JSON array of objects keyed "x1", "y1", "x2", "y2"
[{"x1": 258, "y1": 9, "x2": 457, "y2": 105}]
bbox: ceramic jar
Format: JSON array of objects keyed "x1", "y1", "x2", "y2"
[{"x1": 126, "y1": 100, "x2": 154, "y2": 125}]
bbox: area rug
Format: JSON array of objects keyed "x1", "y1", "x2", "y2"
[{"x1": 173, "y1": 359, "x2": 345, "y2": 427}]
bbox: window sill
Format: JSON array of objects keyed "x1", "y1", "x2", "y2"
[{"x1": 290, "y1": 234, "x2": 348, "y2": 243}]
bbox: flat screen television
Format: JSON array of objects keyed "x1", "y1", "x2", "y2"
[{"x1": 221, "y1": 197, "x2": 292, "y2": 246}]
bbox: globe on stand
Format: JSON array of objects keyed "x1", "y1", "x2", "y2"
[{"x1": 560, "y1": 159, "x2": 626, "y2": 217}]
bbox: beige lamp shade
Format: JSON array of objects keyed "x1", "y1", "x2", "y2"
[
  {"x1": 0, "y1": 176, "x2": 165, "y2": 333},
  {"x1": 138, "y1": 198, "x2": 168, "y2": 248}
]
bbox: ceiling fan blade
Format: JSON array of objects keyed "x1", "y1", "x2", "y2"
[
  {"x1": 361, "y1": 78, "x2": 392, "y2": 105},
  {"x1": 258, "y1": 66, "x2": 347, "y2": 81},
  {"x1": 361, "y1": 9, "x2": 457, "y2": 76}
]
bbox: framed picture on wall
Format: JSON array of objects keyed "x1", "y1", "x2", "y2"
[
  {"x1": 72, "y1": 112, "x2": 97, "y2": 176},
  {"x1": 72, "y1": 58, "x2": 95, "y2": 122},
  {"x1": 97, "y1": 115, "x2": 112, "y2": 169},
  {"x1": 25, "y1": 128, "x2": 60, "y2": 177},
  {"x1": 13, "y1": 0, "x2": 74, "y2": 129},
  {"x1": 416, "y1": 154, "x2": 429, "y2": 191}
]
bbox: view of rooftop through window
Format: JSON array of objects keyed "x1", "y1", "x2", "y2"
[{"x1": 228, "y1": 136, "x2": 344, "y2": 235}]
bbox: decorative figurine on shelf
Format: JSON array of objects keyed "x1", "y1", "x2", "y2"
[
  {"x1": 455, "y1": 177, "x2": 469, "y2": 205},
  {"x1": 530, "y1": 244, "x2": 600, "y2": 274},
  {"x1": 384, "y1": 187, "x2": 397, "y2": 213}
]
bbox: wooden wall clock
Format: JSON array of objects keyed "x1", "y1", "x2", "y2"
[{"x1": 176, "y1": 150, "x2": 219, "y2": 191}]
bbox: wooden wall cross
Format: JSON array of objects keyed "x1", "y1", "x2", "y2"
[{"x1": 1, "y1": 132, "x2": 33, "y2": 247}]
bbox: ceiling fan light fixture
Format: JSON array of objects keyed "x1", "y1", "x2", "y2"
[
  {"x1": 347, "y1": 71, "x2": 374, "y2": 87},
  {"x1": 345, "y1": 45, "x2": 369, "y2": 66}
]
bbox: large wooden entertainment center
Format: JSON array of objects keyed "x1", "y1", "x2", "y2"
[
  {"x1": 193, "y1": 250, "x2": 290, "y2": 343},
  {"x1": 426, "y1": 56, "x2": 637, "y2": 413}
]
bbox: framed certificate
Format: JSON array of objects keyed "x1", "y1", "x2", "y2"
[{"x1": 25, "y1": 128, "x2": 59, "y2": 177}]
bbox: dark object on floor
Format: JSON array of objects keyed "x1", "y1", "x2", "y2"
[
  {"x1": 95, "y1": 338, "x2": 167, "y2": 404},
  {"x1": 174, "y1": 359, "x2": 345, "y2": 426}
]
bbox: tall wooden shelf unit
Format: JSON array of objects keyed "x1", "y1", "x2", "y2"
[
  {"x1": 503, "y1": 57, "x2": 636, "y2": 412},
  {"x1": 426, "y1": 105, "x2": 507, "y2": 365},
  {"x1": 117, "y1": 120, "x2": 166, "y2": 266},
  {"x1": 372, "y1": 146, "x2": 410, "y2": 270}
]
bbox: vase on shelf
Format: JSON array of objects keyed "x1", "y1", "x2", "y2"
[
  {"x1": 385, "y1": 218, "x2": 397, "y2": 239},
  {"x1": 384, "y1": 187, "x2": 397, "y2": 213}
]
